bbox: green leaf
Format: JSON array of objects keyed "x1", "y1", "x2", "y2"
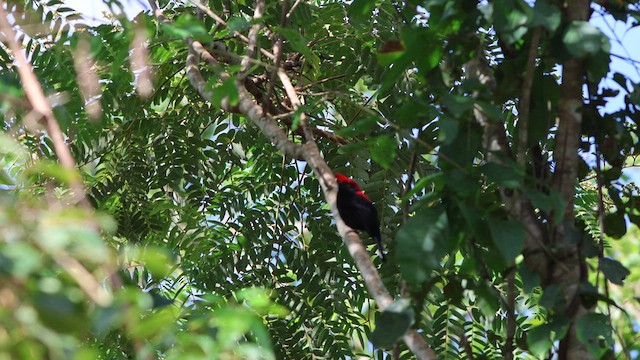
[
  {"x1": 129, "y1": 307, "x2": 177, "y2": 339},
  {"x1": 438, "y1": 128, "x2": 481, "y2": 169},
  {"x1": 149, "y1": 289, "x2": 174, "y2": 309},
  {"x1": 126, "y1": 246, "x2": 175, "y2": 279},
  {"x1": 369, "y1": 135, "x2": 397, "y2": 169},
  {"x1": 492, "y1": 0, "x2": 532, "y2": 44},
  {"x1": 444, "y1": 168, "x2": 479, "y2": 194},
  {"x1": 348, "y1": 0, "x2": 376, "y2": 17},
  {"x1": 475, "y1": 100, "x2": 504, "y2": 122},
  {"x1": 396, "y1": 206, "x2": 450, "y2": 286},
  {"x1": 337, "y1": 116, "x2": 379, "y2": 137},
  {"x1": 527, "y1": 324, "x2": 554, "y2": 356},
  {"x1": 539, "y1": 284, "x2": 564, "y2": 310},
  {"x1": 276, "y1": 28, "x2": 320, "y2": 68},
  {"x1": 523, "y1": 187, "x2": 565, "y2": 225},
  {"x1": 579, "y1": 281, "x2": 600, "y2": 308},
  {"x1": 371, "y1": 298, "x2": 414, "y2": 349},
  {"x1": 518, "y1": 263, "x2": 540, "y2": 293},
  {"x1": 443, "y1": 279, "x2": 464, "y2": 305},
  {"x1": 377, "y1": 40, "x2": 405, "y2": 66},
  {"x1": 474, "y1": 281, "x2": 500, "y2": 316},
  {"x1": 612, "y1": 72, "x2": 628, "y2": 91},
  {"x1": 530, "y1": 1, "x2": 561, "y2": 32},
  {"x1": 482, "y1": 162, "x2": 523, "y2": 188},
  {"x1": 236, "y1": 287, "x2": 276, "y2": 315},
  {"x1": 457, "y1": 199, "x2": 490, "y2": 240},
  {"x1": 160, "y1": 14, "x2": 212, "y2": 42},
  {"x1": 211, "y1": 78, "x2": 240, "y2": 108},
  {"x1": 487, "y1": 218, "x2": 525, "y2": 263},
  {"x1": 395, "y1": 101, "x2": 421, "y2": 128},
  {"x1": 0, "y1": 243, "x2": 42, "y2": 278},
  {"x1": 27, "y1": 160, "x2": 78, "y2": 186},
  {"x1": 600, "y1": 257, "x2": 630, "y2": 285},
  {"x1": 563, "y1": 21, "x2": 610, "y2": 59},
  {"x1": 401, "y1": 27, "x2": 442, "y2": 73},
  {"x1": 378, "y1": 54, "x2": 413, "y2": 95},
  {"x1": 437, "y1": 116, "x2": 459, "y2": 146},
  {"x1": 527, "y1": 317, "x2": 570, "y2": 356},
  {"x1": 585, "y1": 46, "x2": 612, "y2": 81},
  {"x1": 405, "y1": 172, "x2": 444, "y2": 201},
  {"x1": 0, "y1": 169, "x2": 13, "y2": 186},
  {"x1": 603, "y1": 211, "x2": 626, "y2": 239},
  {"x1": 74, "y1": 348, "x2": 100, "y2": 360},
  {"x1": 442, "y1": 94, "x2": 473, "y2": 118},
  {"x1": 34, "y1": 292, "x2": 87, "y2": 334},
  {"x1": 575, "y1": 313, "x2": 612, "y2": 357},
  {"x1": 227, "y1": 16, "x2": 250, "y2": 32},
  {"x1": 0, "y1": 73, "x2": 24, "y2": 97}
]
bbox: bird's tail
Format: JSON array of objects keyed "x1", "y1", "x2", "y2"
[{"x1": 374, "y1": 234, "x2": 386, "y2": 262}]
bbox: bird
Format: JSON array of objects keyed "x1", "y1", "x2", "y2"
[{"x1": 335, "y1": 173, "x2": 386, "y2": 261}]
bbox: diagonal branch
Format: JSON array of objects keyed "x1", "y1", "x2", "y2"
[
  {"x1": 465, "y1": 49, "x2": 550, "y2": 360},
  {"x1": 277, "y1": 69, "x2": 315, "y2": 142},
  {"x1": 464, "y1": 55, "x2": 546, "y2": 257},
  {"x1": 0, "y1": 5, "x2": 91, "y2": 209},
  {"x1": 507, "y1": 27, "x2": 542, "y2": 360},
  {"x1": 188, "y1": 0, "x2": 275, "y2": 61},
  {"x1": 240, "y1": 0, "x2": 265, "y2": 75},
  {"x1": 263, "y1": 0, "x2": 288, "y2": 108},
  {"x1": 235, "y1": 83, "x2": 306, "y2": 160},
  {"x1": 246, "y1": 52, "x2": 437, "y2": 360},
  {"x1": 150, "y1": 5, "x2": 437, "y2": 357}
]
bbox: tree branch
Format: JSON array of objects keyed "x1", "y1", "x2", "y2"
[
  {"x1": 240, "y1": 0, "x2": 265, "y2": 75},
  {"x1": 263, "y1": 0, "x2": 287, "y2": 108},
  {"x1": 516, "y1": 27, "x2": 541, "y2": 166},
  {"x1": 235, "y1": 84, "x2": 306, "y2": 160},
  {"x1": 188, "y1": 0, "x2": 275, "y2": 61},
  {"x1": 464, "y1": 55, "x2": 547, "y2": 263},
  {"x1": 553, "y1": 2, "x2": 593, "y2": 359},
  {"x1": 0, "y1": 5, "x2": 91, "y2": 209},
  {"x1": 152, "y1": 6, "x2": 437, "y2": 357},
  {"x1": 507, "y1": 27, "x2": 542, "y2": 360}
]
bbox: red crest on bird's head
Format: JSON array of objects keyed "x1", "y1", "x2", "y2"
[
  {"x1": 335, "y1": 173, "x2": 358, "y2": 187},
  {"x1": 335, "y1": 173, "x2": 370, "y2": 201}
]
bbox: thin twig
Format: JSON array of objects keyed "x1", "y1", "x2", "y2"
[
  {"x1": 0, "y1": 5, "x2": 91, "y2": 209},
  {"x1": 296, "y1": 74, "x2": 347, "y2": 91},
  {"x1": 53, "y1": 253, "x2": 112, "y2": 306},
  {"x1": 188, "y1": 0, "x2": 275, "y2": 61},
  {"x1": 150, "y1": 3, "x2": 437, "y2": 357},
  {"x1": 401, "y1": 150, "x2": 418, "y2": 221},
  {"x1": 263, "y1": 0, "x2": 288, "y2": 109},
  {"x1": 286, "y1": 0, "x2": 302, "y2": 18},
  {"x1": 240, "y1": 0, "x2": 265, "y2": 75},
  {"x1": 516, "y1": 27, "x2": 541, "y2": 167},
  {"x1": 505, "y1": 270, "x2": 516, "y2": 360},
  {"x1": 459, "y1": 325, "x2": 475, "y2": 360},
  {"x1": 275, "y1": 67, "x2": 433, "y2": 358},
  {"x1": 278, "y1": 69, "x2": 315, "y2": 142},
  {"x1": 595, "y1": 142, "x2": 606, "y2": 285},
  {"x1": 509, "y1": 28, "x2": 540, "y2": 355}
]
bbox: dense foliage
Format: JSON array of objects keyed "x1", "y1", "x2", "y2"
[{"x1": 2, "y1": 0, "x2": 640, "y2": 359}]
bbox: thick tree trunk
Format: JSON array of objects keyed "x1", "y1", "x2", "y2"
[{"x1": 552, "y1": 2, "x2": 592, "y2": 359}]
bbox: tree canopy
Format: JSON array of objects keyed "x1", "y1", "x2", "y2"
[{"x1": 1, "y1": 0, "x2": 640, "y2": 359}]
